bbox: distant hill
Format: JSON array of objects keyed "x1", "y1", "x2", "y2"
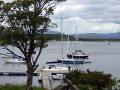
[
  {"x1": 44, "y1": 31, "x2": 120, "y2": 41},
  {"x1": 46, "y1": 31, "x2": 120, "y2": 39},
  {"x1": 71, "y1": 32, "x2": 120, "y2": 39}
]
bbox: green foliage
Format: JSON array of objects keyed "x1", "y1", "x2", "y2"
[
  {"x1": 0, "y1": 0, "x2": 65, "y2": 53},
  {"x1": 0, "y1": 84, "x2": 47, "y2": 90},
  {"x1": 65, "y1": 70, "x2": 116, "y2": 90},
  {"x1": 45, "y1": 34, "x2": 75, "y2": 41},
  {"x1": 0, "y1": 0, "x2": 65, "y2": 63},
  {"x1": 0, "y1": 0, "x2": 66, "y2": 90}
]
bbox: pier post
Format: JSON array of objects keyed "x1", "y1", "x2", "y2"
[{"x1": 41, "y1": 71, "x2": 51, "y2": 90}]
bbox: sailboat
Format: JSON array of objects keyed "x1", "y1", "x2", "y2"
[
  {"x1": 67, "y1": 50, "x2": 89, "y2": 59},
  {"x1": 67, "y1": 25, "x2": 89, "y2": 60},
  {"x1": 1, "y1": 46, "x2": 26, "y2": 63},
  {"x1": 57, "y1": 58, "x2": 84, "y2": 64},
  {"x1": 56, "y1": 34, "x2": 84, "y2": 64},
  {"x1": 46, "y1": 16, "x2": 84, "y2": 64}
]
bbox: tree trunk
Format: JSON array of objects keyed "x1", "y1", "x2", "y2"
[{"x1": 26, "y1": 61, "x2": 33, "y2": 90}]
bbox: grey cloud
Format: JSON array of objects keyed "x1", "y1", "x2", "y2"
[
  {"x1": 51, "y1": 0, "x2": 120, "y2": 33},
  {"x1": 75, "y1": 0, "x2": 120, "y2": 5},
  {"x1": 54, "y1": 0, "x2": 120, "y2": 24},
  {"x1": 3, "y1": 0, "x2": 120, "y2": 33}
]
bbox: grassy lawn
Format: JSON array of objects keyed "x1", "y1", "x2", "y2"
[{"x1": 0, "y1": 84, "x2": 47, "y2": 90}]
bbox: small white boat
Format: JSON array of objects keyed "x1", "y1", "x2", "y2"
[
  {"x1": 51, "y1": 73, "x2": 64, "y2": 80},
  {"x1": 38, "y1": 65, "x2": 69, "y2": 81},
  {"x1": 38, "y1": 72, "x2": 64, "y2": 81},
  {"x1": 1, "y1": 53, "x2": 26, "y2": 64},
  {"x1": 41, "y1": 65, "x2": 68, "y2": 72},
  {"x1": 1, "y1": 53, "x2": 14, "y2": 59},
  {"x1": 3, "y1": 58, "x2": 26, "y2": 63}
]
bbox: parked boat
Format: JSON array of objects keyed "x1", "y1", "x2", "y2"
[
  {"x1": 67, "y1": 25, "x2": 89, "y2": 60},
  {"x1": 3, "y1": 58, "x2": 26, "y2": 63},
  {"x1": 46, "y1": 58, "x2": 84, "y2": 64},
  {"x1": 51, "y1": 73, "x2": 64, "y2": 80},
  {"x1": 38, "y1": 65, "x2": 68, "y2": 81},
  {"x1": 41, "y1": 65, "x2": 68, "y2": 72},
  {"x1": 46, "y1": 17, "x2": 85, "y2": 65},
  {"x1": 1, "y1": 46, "x2": 26, "y2": 64},
  {"x1": 1, "y1": 53, "x2": 13, "y2": 59},
  {"x1": 2, "y1": 53, "x2": 26, "y2": 64},
  {"x1": 67, "y1": 50, "x2": 89, "y2": 59},
  {"x1": 57, "y1": 58, "x2": 84, "y2": 64}
]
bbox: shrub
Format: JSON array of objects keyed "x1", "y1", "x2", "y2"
[{"x1": 65, "y1": 69, "x2": 116, "y2": 90}]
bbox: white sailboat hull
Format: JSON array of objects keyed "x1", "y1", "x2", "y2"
[{"x1": 3, "y1": 58, "x2": 26, "y2": 63}]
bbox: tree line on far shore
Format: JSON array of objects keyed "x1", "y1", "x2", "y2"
[{"x1": 45, "y1": 34, "x2": 120, "y2": 41}]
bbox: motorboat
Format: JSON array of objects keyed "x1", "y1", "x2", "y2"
[
  {"x1": 1, "y1": 46, "x2": 25, "y2": 61},
  {"x1": 1, "y1": 53, "x2": 14, "y2": 59},
  {"x1": 51, "y1": 73, "x2": 64, "y2": 80},
  {"x1": 41, "y1": 65, "x2": 69, "y2": 72},
  {"x1": 1, "y1": 51, "x2": 26, "y2": 64},
  {"x1": 38, "y1": 65, "x2": 69, "y2": 81},
  {"x1": 3, "y1": 58, "x2": 26, "y2": 63},
  {"x1": 67, "y1": 50, "x2": 88, "y2": 59}
]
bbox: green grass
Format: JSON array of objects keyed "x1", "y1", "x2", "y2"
[{"x1": 0, "y1": 84, "x2": 47, "y2": 90}]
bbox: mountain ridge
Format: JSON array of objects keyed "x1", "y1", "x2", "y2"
[
  {"x1": 71, "y1": 32, "x2": 120, "y2": 39},
  {"x1": 46, "y1": 31, "x2": 120, "y2": 39}
]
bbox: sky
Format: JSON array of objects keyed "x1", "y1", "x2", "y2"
[{"x1": 3, "y1": 0, "x2": 120, "y2": 34}]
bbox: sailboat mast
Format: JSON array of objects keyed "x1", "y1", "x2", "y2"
[
  {"x1": 67, "y1": 34, "x2": 70, "y2": 54},
  {"x1": 61, "y1": 14, "x2": 64, "y2": 61},
  {"x1": 75, "y1": 25, "x2": 78, "y2": 51}
]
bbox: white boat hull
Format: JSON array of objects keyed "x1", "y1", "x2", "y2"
[
  {"x1": 3, "y1": 58, "x2": 26, "y2": 63},
  {"x1": 38, "y1": 66, "x2": 69, "y2": 81}
]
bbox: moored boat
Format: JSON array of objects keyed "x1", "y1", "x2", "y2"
[
  {"x1": 46, "y1": 58, "x2": 84, "y2": 64},
  {"x1": 57, "y1": 58, "x2": 84, "y2": 64},
  {"x1": 3, "y1": 58, "x2": 26, "y2": 63},
  {"x1": 67, "y1": 50, "x2": 88, "y2": 59},
  {"x1": 38, "y1": 65, "x2": 69, "y2": 81}
]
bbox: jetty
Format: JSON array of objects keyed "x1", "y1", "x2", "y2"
[
  {"x1": 40, "y1": 67, "x2": 69, "y2": 90},
  {"x1": 0, "y1": 67, "x2": 69, "y2": 90}
]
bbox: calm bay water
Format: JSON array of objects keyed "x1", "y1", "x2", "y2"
[{"x1": 0, "y1": 41, "x2": 120, "y2": 86}]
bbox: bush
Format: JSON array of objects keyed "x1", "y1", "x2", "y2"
[{"x1": 65, "y1": 69, "x2": 116, "y2": 90}]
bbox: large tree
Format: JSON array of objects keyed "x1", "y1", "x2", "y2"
[{"x1": 0, "y1": 0, "x2": 65, "y2": 90}]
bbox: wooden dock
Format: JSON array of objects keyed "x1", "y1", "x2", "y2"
[
  {"x1": 40, "y1": 67, "x2": 69, "y2": 90},
  {"x1": 0, "y1": 67, "x2": 69, "y2": 90}
]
